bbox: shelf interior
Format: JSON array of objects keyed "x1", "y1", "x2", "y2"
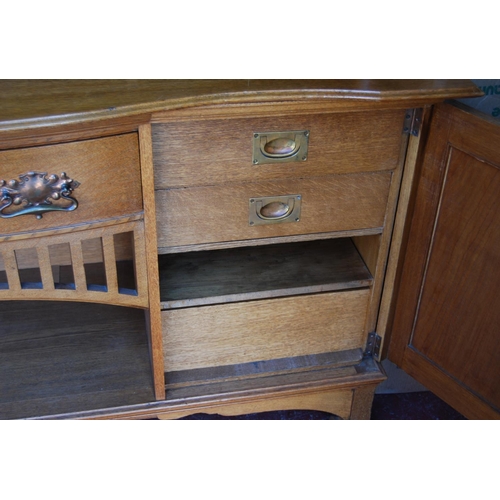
[
  {"x1": 0, "y1": 301, "x2": 155, "y2": 419},
  {"x1": 159, "y1": 237, "x2": 372, "y2": 309}
]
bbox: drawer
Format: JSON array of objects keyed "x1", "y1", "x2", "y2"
[
  {"x1": 152, "y1": 110, "x2": 406, "y2": 188},
  {"x1": 156, "y1": 171, "x2": 392, "y2": 248},
  {"x1": 0, "y1": 134, "x2": 142, "y2": 235},
  {"x1": 162, "y1": 289, "x2": 370, "y2": 372}
]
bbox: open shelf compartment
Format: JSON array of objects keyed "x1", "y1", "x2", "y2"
[
  {"x1": 159, "y1": 237, "x2": 374, "y2": 378},
  {"x1": 0, "y1": 301, "x2": 155, "y2": 419},
  {"x1": 159, "y1": 237, "x2": 373, "y2": 309}
]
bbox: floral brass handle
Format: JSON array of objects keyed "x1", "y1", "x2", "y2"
[{"x1": 0, "y1": 171, "x2": 80, "y2": 219}]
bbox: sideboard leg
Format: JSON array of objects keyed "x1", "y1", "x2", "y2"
[{"x1": 349, "y1": 385, "x2": 377, "y2": 420}]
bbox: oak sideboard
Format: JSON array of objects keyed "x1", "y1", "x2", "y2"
[{"x1": 0, "y1": 80, "x2": 484, "y2": 419}]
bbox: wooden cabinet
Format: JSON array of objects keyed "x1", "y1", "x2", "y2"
[
  {"x1": 0, "y1": 80, "x2": 489, "y2": 419},
  {"x1": 388, "y1": 102, "x2": 500, "y2": 420}
]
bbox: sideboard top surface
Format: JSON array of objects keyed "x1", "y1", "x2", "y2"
[{"x1": 0, "y1": 80, "x2": 482, "y2": 132}]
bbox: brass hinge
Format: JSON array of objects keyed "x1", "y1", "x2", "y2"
[
  {"x1": 365, "y1": 332, "x2": 382, "y2": 359},
  {"x1": 403, "y1": 108, "x2": 423, "y2": 137}
]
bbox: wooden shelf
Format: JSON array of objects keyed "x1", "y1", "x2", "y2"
[
  {"x1": 159, "y1": 238, "x2": 372, "y2": 309},
  {"x1": 0, "y1": 301, "x2": 155, "y2": 419},
  {"x1": 46, "y1": 355, "x2": 385, "y2": 420},
  {"x1": 165, "y1": 349, "x2": 364, "y2": 387},
  {"x1": 162, "y1": 355, "x2": 382, "y2": 404}
]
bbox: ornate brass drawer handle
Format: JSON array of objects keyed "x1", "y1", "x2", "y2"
[
  {"x1": 252, "y1": 130, "x2": 309, "y2": 165},
  {"x1": 0, "y1": 171, "x2": 80, "y2": 219}
]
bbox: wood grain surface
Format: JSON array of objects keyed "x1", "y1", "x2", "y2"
[
  {"x1": 156, "y1": 172, "x2": 392, "y2": 248},
  {"x1": 1, "y1": 80, "x2": 482, "y2": 420},
  {"x1": 0, "y1": 80, "x2": 481, "y2": 131},
  {"x1": 0, "y1": 133, "x2": 142, "y2": 236},
  {"x1": 162, "y1": 289, "x2": 370, "y2": 371},
  {"x1": 27, "y1": 355, "x2": 385, "y2": 419},
  {"x1": 0, "y1": 219, "x2": 149, "y2": 308},
  {"x1": 0, "y1": 231, "x2": 134, "y2": 270},
  {"x1": 138, "y1": 124, "x2": 165, "y2": 400},
  {"x1": 0, "y1": 301, "x2": 154, "y2": 420},
  {"x1": 152, "y1": 110, "x2": 404, "y2": 188},
  {"x1": 159, "y1": 238, "x2": 372, "y2": 308},
  {"x1": 389, "y1": 103, "x2": 500, "y2": 419},
  {"x1": 165, "y1": 349, "x2": 363, "y2": 387},
  {"x1": 411, "y1": 147, "x2": 500, "y2": 407}
]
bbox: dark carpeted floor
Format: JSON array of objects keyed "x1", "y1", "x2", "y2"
[
  {"x1": 179, "y1": 391, "x2": 466, "y2": 420},
  {"x1": 370, "y1": 391, "x2": 466, "y2": 420}
]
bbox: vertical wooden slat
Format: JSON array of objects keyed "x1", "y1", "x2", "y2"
[
  {"x1": 69, "y1": 240, "x2": 87, "y2": 292},
  {"x1": 52, "y1": 264, "x2": 61, "y2": 285},
  {"x1": 1, "y1": 249, "x2": 21, "y2": 291},
  {"x1": 132, "y1": 225, "x2": 148, "y2": 302},
  {"x1": 102, "y1": 234, "x2": 118, "y2": 295},
  {"x1": 37, "y1": 245, "x2": 55, "y2": 291},
  {"x1": 139, "y1": 123, "x2": 166, "y2": 400}
]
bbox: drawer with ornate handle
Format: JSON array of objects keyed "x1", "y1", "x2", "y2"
[
  {"x1": 152, "y1": 109, "x2": 406, "y2": 189},
  {"x1": 0, "y1": 133, "x2": 143, "y2": 237}
]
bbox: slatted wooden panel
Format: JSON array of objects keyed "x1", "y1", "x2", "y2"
[{"x1": 0, "y1": 220, "x2": 148, "y2": 308}]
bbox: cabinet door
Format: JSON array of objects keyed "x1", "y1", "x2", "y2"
[{"x1": 389, "y1": 102, "x2": 500, "y2": 419}]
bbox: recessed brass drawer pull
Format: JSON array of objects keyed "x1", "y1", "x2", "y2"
[
  {"x1": 253, "y1": 130, "x2": 309, "y2": 165},
  {"x1": 259, "y1": 201, "x2": 291, "y2": 219},
  {"x1": 0, "y1": 171, "x2": 80, "y2": 220},
  {"x1": 249, "y1": 194, "x2": 302, "y2": 226},
  {"x1": 263, "y1": 138, "x2": 298, "y2": 157}
]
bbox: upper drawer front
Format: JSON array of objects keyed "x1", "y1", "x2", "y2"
[
  {"x1": 152, "y1": 110, "x2": 406, "y2": 189},
  {"x1": 156, "y1": 171, "x2": 392, "y2": 248},
  {"x1": 0, "y1": 134, "x2": 142, "y2": 235}
]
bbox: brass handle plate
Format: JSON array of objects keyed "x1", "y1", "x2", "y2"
[
  {"x1": 252, "y1": 130, "x2": 309, "y2": 165},
  {"x1": 0, "y1": 171, "x2": 80, "y2": 220},
  {"x1": 249, "y1": 194, "x2": 302, "y2": 226}
]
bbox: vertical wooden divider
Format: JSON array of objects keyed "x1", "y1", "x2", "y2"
[
  {"x1": 138, "y1": 123, "x2": 166, "y2": 400},
  {"x1": 359, "y1": 128, "x2": 410, "y2": 348},
  {"x1": 102, "y1": 235, "x2": 118, "y2": 295},
  {"x1": 2, "y1": 249, "x2": 21, "y2": 291},
  {"x1": 37, "y1": 245, "x2": 55, "y2": 291},
  {"x1": 131, "y1": 224, "x2": 148, "y2": 300},
  {"x1": 69, "y1": 240, "x2": 87, "y2": 293}
]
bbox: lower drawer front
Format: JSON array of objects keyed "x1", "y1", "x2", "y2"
[
  {"x1": 162, "y1": 289, "x2": 370, "y2": 372},
  {"x1": 156, "y1": 171, "x2": 392, "y2": 248}
]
